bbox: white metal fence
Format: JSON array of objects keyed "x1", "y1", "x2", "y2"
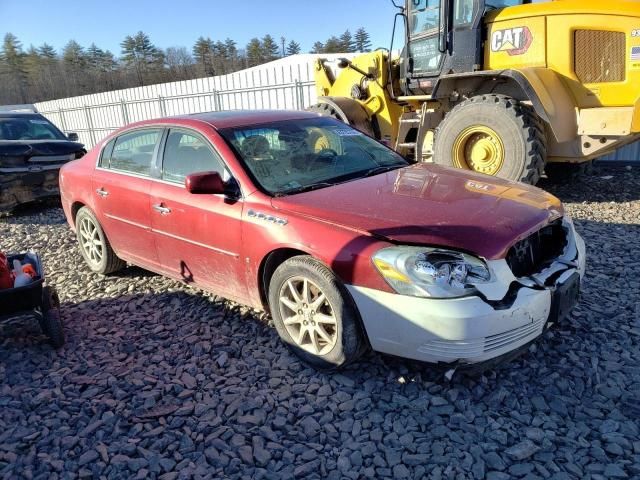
[{"x1": 33, "y1": 54, "x2": 353, "y2": 150}]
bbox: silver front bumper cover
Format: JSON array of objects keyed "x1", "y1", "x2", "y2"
[{"x1": 347, "y1": 218, "x2": 586, "y2": 365}]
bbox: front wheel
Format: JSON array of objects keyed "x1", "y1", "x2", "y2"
[
  {"x1": 433, "y1": 94, "x2": 546, "y2": 184},
  {"x1": 268, "y1": 256, "x2": 367, "y2": 369}
]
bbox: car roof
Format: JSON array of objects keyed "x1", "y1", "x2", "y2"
[{"x1": 127, "y1": 110, "x2": 323, "y2": 131}]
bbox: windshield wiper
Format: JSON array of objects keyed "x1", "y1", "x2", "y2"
[
  {"x1": 363, "y1": 165, "x2": 403, "y2": 177},
  {"x1": 275, "y1": 182, "x2": 336, "y2": 196}
]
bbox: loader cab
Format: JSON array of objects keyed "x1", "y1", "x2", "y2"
[{"x1": 401, "y1": 0, "x2": 532, "y2": 95}]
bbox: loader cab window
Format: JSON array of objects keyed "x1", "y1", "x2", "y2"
[
  {"x1": 454, "y1": 0, "x2": 477, "y2": 26},
  {"x1": 408, "y1": 0, "x2": 442, "y2": 75},
  {"x1": 409, "y1": 0, "x2": 440, "y2": 36}
]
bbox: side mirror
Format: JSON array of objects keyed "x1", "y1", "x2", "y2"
[
  {"x1": 67, "y1": 132, "x2": 79, "y2": 142},
  {"x1": 185, "y1": 171, "x2": 226, "y2": 195}
]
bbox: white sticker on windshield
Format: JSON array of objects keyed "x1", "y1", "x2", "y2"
[
  {"x1": 29, "y1": 120, "x2": 50, "y2": 125},
  {"x1": 331, "y1": 128, "x2": 363, "y2": 137}
]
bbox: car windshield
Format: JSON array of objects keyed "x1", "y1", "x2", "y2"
[
  {"x1": 0, "y1": 116, "x2": 67, "y2": 141},
  {"x1": 219, "y1": 117, "x2": 409, "y2": 196}
]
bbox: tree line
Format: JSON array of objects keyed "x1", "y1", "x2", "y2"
[{"x1": 0, "y1": 28, "x2": 373, "y2": 105}]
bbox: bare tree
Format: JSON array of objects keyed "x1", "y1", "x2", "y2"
[{"x1": 166, "y1": 47, "x2": 194, "y2": 81}]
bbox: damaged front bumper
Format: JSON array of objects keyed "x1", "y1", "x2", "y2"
[
  {"x1": 0, "y1": 166, "x2": 62, "y2": 212},
  {"x1": 346, "y1": 218, "x2": 586, "y2": 365}
]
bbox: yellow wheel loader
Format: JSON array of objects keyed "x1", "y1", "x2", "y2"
[{"x1": 310, "y1": 0, "x2": 640, "y2": 184}]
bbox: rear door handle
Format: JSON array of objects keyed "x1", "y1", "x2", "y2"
[
  {"x1": 96, "y1": 188, "x2": 109, "y2": 197},
  {"x1": 153, "y1": 204, "x2": 171, "y2": 215}
]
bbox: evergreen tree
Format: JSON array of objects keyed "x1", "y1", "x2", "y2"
[
  {"x1": 37, "y1": 43, "x2": 57, "y2": 60},
  {"x1": 213, "y1": 41, "x2": 228, "y2": 74},
  {"x1": 224, "y1": 38, "x2": 239, "y2": 71},
  {"x1": 193, "y1": 36, "x2": 215, "y2": 76},
  {"x1": 1, "y1": 33, "x2": 25, "y2": 69},
  {"x1": 35, "y1": 43, "x2": 60, "y2": 100},
  {"x1": 23, "y1": 46, "x2": 41, "y2": 73},
  {"x1": 0, "y1": 27, "x2": 381, "y2": 104},
  {"x1": 224, "y1": 38, "x2": 238, "y2": 58},
  {"x1": 62, "y1": 40, "x2": 86, "y2": 70},
  {"x1": 23, "y1": 45, "x2": 42, "y2": 94},
  {"x1": 354, "y1": 27, "x2": 372, "y2": 52},
  {"x1": 323, "y1": 36, "x2": 343, "y2": 53},
  {"x1": 99, "y1": 51, "x2": 118, "y2": 72},
  {"x1": 121, "y1": 31, "x2": 164, "y2": 85},
  {"x1": 246, "y1": 38, "x2": 263, "y2": 67},
  {"x1": 310, "y1": 41, "x2": 325, "y2": 54},
  {"x1": 261, "y1": 35, "x2": 280, "y2": 62},
  {"x1": 62, "y1": 40, "x2": 88, "y2": 94},
  {"x1": 339, "y1": 30, "x2": 356, "y2": 53},
  {"x1": 286, "y1": 40, "x2": 301, "y2": 56},
  {"x1": 86, "y1": 43, "x2": 106, "y2": 71}
]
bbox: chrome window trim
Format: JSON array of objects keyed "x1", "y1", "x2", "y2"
[{"x1": 94, "y1": 122, "x2": 244, "y2": 200}]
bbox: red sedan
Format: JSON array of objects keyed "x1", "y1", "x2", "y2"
[{"x1": 59, "y1": 110, "x2": 585, "y2": 369}]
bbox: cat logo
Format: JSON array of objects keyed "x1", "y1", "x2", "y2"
[{"x1": 491, "y1": 26, "x2": 533, "y2": 56}]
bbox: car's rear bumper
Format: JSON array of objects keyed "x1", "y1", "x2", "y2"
[
  {"x1": 0, "y1": 169, "x2": 61, "y2": 212},
  {"x1": 347, "y1": 223, "x2": 586, "y2": 366}
]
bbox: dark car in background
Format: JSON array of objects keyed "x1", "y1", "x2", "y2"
[{"x1": 0, "y1": 106, "x2": 85, "y2": 213}]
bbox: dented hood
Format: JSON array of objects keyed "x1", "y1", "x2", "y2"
[{"x1": 272, "y1": 164, "x2": 564, "y2": 260}]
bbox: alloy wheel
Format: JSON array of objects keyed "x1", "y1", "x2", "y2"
[
  {"x1": 79, "y1": 216, "x2": 104, "y2": 266},
  {"x1": 278, "y1": 276, "x2": 338, "y2": 356}
]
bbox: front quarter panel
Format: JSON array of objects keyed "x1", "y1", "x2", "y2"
[{"x1": 241, "y1": 194, "x2": 394, "y2": 310}]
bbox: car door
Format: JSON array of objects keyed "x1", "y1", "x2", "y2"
[
  {"x1": 92, "y1": 128, "x2": 162, "y2": 269},
  {"x1": 149, "y1": 127, "x2": 246, "y2": 300}
]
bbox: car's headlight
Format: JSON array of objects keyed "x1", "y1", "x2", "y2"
[{"x1": 373, "y1": 246, "x2": 492, "y2": 298}]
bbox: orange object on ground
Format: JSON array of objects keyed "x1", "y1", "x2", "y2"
[{"x1": 22, "y1": 264, "x2": 37, "y2": 278}]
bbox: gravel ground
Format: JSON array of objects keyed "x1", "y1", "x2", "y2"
[{"x1": 1, "y1": 165, "x2": 639, "y2": 480}]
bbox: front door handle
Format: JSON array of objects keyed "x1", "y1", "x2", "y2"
[
  {"x1": 96, "y1": 188, "x2": 109, "y2": 197},
  {"x1": 153, "y1": 204, "x2": 171, "y2": 215}
]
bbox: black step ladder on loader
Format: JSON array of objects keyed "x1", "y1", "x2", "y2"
[{"x1": 394, "y1": 103, "x2": 442, "y2": 163}]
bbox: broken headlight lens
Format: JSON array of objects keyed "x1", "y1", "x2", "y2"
[{"x1": 373, "y1": 246, "x2": 492, "y2": 298}]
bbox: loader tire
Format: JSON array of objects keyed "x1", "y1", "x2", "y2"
[
  {"x1": 307, "y1": 102, "x2": 343, "y2": 120},
  {"x1": 433, "y1": 94, "x2": 546, "y2": 185}
]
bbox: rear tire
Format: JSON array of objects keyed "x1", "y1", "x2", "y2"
[
  {"x1": 268, "y1": 256, "x2": 367, "y2": 369},
  {"x1": 75, "y1": 207, "x2": 125, "y2": 275},
  {"x1": 433, "y1": 94, "x2": 546, "y2": 184}
]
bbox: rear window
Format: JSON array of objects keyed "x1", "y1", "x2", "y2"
[{"x1": 110, "y1": 129, "x2": 161, "y2": 176}]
